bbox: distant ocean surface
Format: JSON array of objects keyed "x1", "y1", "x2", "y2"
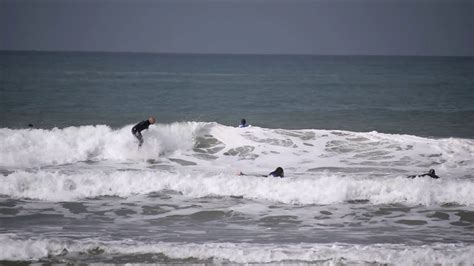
[
  {"x1": 0, "y1": 51, "x2": 473, "y2": 264},
  {"x1": 1, "y1": 51, "x2": 473, "y2": 137}
]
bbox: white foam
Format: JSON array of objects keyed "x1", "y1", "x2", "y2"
[
  {"x1": 0, "y1": 122, "x2": 201, "y2": 168},
  {"x1": 1, "y1": 122, "x2": 473, "y2": 172},
  {"x1": 1, "y1": 169, "x2": 473, "y2": 205},
  {"x1": 1, "y1": 122, "x2": 473, "y2": 205},
  {"x1": 0, "y1": 235, "x2": 472, "y2": 264}
]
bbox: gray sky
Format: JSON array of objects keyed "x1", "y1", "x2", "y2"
[{"x1": 1, "y1": 0, "x2": 473, "y2": 56}]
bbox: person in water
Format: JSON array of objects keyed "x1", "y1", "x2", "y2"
[
  {"x1": 407, "y1": 169, "x2": 440, "y2": 179},
  {"x1": 239, "y1": 118, "x2": 248, "y2": 128},
  {"x1": 268, "y1": 167, "x2": 284, "y2": 178},
  {"x1": 131, "y1": 117, "x2": 156, "y2": 148},
  {"x1": 239, "y1": 167, "x2": 284, "y2": 178}
]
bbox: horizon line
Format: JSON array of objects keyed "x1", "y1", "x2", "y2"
[{"x1": 0, "y1": 49, "x2": 472, "y2": 58}]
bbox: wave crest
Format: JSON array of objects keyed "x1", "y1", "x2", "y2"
[
  {"x1": 1, "y1": 170, "x2": 473, "y2": 206},
  {"x1": 1, "y1": 235, "x2": 472, "y2": 264},
  {"x1": 0, "y1": 122, "x2": 205, "y2": 168}
]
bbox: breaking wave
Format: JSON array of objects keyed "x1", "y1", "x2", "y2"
[
  {"x1": 1, "y1": 235, "x2": 472, "y2": 264},
  {"x1": 1, "y1": 169, "x2": 473, "y2": 206},
  {"x1": 1, "y1": 122, "x2": 473, "y2": 206}
]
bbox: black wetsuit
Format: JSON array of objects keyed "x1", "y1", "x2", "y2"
[
  {"x1": 268, "y1": 168, "x2": 284, "y2": 178},
  {"x1": 131, "y1": 120, "x2": 151, "y2": 147},
  {"x1": 240, "y1": 167, "x2": 284, "y2": 178},
  {"x1": 408, "y1": 172, "x2": 440, "y2": 179},
  {"x1": 422, "y1": 173, "x2": 440, "y2": 179}
]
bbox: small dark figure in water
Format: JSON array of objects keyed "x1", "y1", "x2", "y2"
[
  {"x1": 408, "y1": 169, "x2": 440, "y2": 179},
  {"x1": 28, "y1": 124, "x2": 34, "y2": 128},
  {"x1": 268, "y1": 167, "x2": 284, "y2": 178},
  {"x1": 239, "y1": 118, "x2": 248, "y2": 128},
  {"x1": 239, "y1": 167, "x2": 284, "y2": 178},
  {"x1": 131, "y1": 117, "x2": 156, "y2": 148}
]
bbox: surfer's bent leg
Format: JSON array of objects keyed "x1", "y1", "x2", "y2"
[{"x1": 132, "y1": 128, "x2": 144, "y2": 147}]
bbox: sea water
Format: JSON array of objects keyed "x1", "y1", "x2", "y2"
[{"x1": 0, "y1": 51, "x2": 473, "y2": 264}]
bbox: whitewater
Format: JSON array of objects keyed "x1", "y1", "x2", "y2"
[
  {"x1": 1, "y1": 122, "x2": 473, "y2": 204},
  {"x1": 1, "y1": 122, "x2": 473, "y2": 264}
]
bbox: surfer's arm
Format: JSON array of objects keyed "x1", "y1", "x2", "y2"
[{"x1": 238, "y1": 171, "x2": 267, "y2": 177}]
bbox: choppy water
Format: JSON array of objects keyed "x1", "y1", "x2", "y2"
[{"x1": 0, "y1": 52, "x2": 473, "y2": 264}]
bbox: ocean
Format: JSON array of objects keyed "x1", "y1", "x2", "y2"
[{"x1": 0, "y1": 51, "x2": 473, "y2": 264}]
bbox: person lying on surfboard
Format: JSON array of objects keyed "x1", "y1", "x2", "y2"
[
  {"x1": 407, "y1": 169, "x2": 440, "y2": 179},
  {"x1": 131, "y1": 116, "x2": 156, "y2": 148},
  {"x1": 239, "y1": 167, "x2": 284, "y2": 178}
]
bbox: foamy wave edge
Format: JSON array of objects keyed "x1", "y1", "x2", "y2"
[
  {"x1": 2, "y1": 170, "x2": 473, "y2": 206},
  {"x1": 1, "y1": 122, "x2": 473, "y2": 169},
  {"x1": 1, "y1": 235, "x2": 472, "y2": 264}
]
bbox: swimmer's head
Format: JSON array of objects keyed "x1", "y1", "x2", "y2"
[
  {"x1": 241, "y1": 118, "x2": 246, "y2": 125},
  {"x1": 428, "y1": 169, "x2": 435, "y2": 175},
  {"x1": 148, "y1": 117, "x2": 156, "y2": 124},
  {"x1": 273, "y1": 167, "x2": 284, "y2": 178}
]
